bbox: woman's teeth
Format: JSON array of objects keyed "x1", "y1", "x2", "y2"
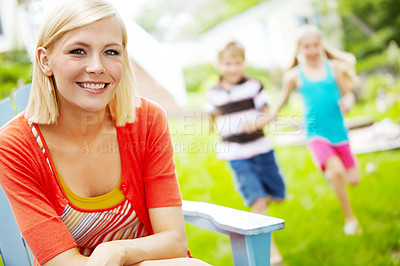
[{"x1": 78, "y1": 83, "x2": 107, "y2": 90}]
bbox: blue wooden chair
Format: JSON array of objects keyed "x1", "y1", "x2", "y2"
[{"x1": 0, "y1": 84, "x2": 285, "y2": 266}]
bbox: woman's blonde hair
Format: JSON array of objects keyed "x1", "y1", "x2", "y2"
[
  {"x1": 26, "y1": 0, "x2": 140, "y2": 126},
  {"x1": 289, "y1": 24, "x2": 358, "y2": 88}
]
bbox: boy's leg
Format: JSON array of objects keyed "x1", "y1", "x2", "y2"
[
  {"x1": 229, "y1": 159, "x2": 267, "y2": 207},
  {"x1": 231, "y1": 156, "x2": 284, "y2": 264},
  {"x1": 254, "y1": 151, "x2": 286, "y2": 202},
  {"x1": 253, "y1": 151, "x2": 286, "y2": 265},
  {"x1": 250, "y1": 196, "x2": 269, "y2": 214},
  {"x1": 250, "y1": 197, "x2": 282, "y2": 265},
  {"x1": 270, "y1": 236, "x2": 283, "y2": 265}
]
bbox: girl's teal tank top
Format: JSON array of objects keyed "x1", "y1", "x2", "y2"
[{"x1": 297, "y1": 60, "x2": 348, "y2": 144}]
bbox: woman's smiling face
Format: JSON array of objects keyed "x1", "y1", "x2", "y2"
[{"x1": 43, "y1": 16, "x2": 124, "y2": 114}]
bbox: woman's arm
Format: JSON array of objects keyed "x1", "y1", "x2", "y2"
[
  {"x1": 110, "y1": 206, "x2": 187, "y2": 265},
  {"x1": 43, "y1": 206, "x2": 187, "y2": 266},
  {"x1": 43, "y1": 249, "x2": 89, "y2": 266},
  {"x1": 44, "y1": 207, "x2": 187, "y2": 266},
  {"x1": 62, "y1": 207, "x2": 187, "y2": 266}
]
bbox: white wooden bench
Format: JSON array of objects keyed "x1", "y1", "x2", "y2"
[{"x1": 182, "y1": 201, "x2": 284, "y2": 265}]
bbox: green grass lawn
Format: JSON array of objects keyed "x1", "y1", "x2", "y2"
[{"x1": 171, "y1": 118, "x2": 400, "y2": 266}]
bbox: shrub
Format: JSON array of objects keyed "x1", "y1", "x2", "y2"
[{"x1": 0, "y1": 49, "x2": 32, "y2": 99}]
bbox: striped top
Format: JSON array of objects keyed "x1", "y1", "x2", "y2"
[
  {"x1": 58, "y1": 170, "x2": 125, "y2": 209},
  {"x1": 206, "y1": 77, "x2": 273, "y2": 160},
  {"x1": 29, "y1": 122, "x2": 148, "y2": 257}
]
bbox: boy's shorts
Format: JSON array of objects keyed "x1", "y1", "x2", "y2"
[
  {"x1": 229, "y1": 150, "x2": 285, "y2": 207},
  {"x1": 308, "y1": 139, "x2": 356, "y2": 172}
]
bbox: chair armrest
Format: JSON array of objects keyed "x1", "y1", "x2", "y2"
[{"x1": 182, "y1": 200, "x2": 284, "y2": 236}]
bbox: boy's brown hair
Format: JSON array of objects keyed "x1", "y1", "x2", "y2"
[{"x1": 217, "y1": 41, "x2": 245, "y2": 61}]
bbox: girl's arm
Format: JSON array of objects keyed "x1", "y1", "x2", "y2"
[
  {"x1": 271, "y1": 68, "x2": 298, "y2": 116},
  {"x1": 331, "y1": 60, "x2": 356, "y2": 114},
  {"x1": 243, "y1": 69, "x2": 297, "y2": 133}
]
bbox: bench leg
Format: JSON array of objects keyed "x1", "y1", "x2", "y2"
[{"x1": 230, "y1": 232, "x2": 271, "y2": 266}]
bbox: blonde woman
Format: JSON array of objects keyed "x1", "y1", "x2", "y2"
[
  {"x1": 257, "y1": 24, "x2": 361, "y2": 235},
  {"x1": 0, "y1": 0, "x2": 209, "y2": 265}
]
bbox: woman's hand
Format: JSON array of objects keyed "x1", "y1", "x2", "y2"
[
  {"x1": 108, "y1": 206, "x2": 188, "y2": 265},
  {"x1": 86, "y1": 241, "x2": 127, "y2": 266}
]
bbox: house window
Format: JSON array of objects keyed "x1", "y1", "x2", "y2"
[
  {"x1": 313, "y1": 13, "x2": 322, "y2": 26},
  {"x1": 297, "y1": 16, "x2": 309, "y2": 26}
]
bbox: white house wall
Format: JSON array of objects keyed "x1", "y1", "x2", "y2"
[
  {"x1": 0, "y1": 0, "x2": 21, "y2": 53},
  {"x1": 168, "y1": 0, "x2": 331, "y2": 70}
]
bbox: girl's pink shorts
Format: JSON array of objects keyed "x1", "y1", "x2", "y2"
[{"x1": 308, "y1": 139, "x2": 356, "y2": 172}]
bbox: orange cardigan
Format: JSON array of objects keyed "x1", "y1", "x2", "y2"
[{"x1": 0, "y1": 98, "x2": 182, "y2": 264}]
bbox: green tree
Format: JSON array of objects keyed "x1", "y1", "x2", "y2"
[{"x1": 337, "y1": 0, "x2": 400, "y2": 59}]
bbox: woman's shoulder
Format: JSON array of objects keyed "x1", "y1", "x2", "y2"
[
  {"x1": 0, "y1": 114, "x2": 39, "y2": 166},
  {"x1": 0, "y1": 114, "x2": 31, "y2": 146},
  {"x1": 136, "y1": 97, "x2": 168, "y2": 121},
  {"x1": 119, "y1": 97, "x2": 168, "y2": 132}
]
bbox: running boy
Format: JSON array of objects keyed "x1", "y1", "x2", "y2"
[{"x1": 205, "y1": 40, "x2": 285, "y2": 265}]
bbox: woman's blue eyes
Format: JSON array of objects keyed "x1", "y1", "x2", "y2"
[
  {"x1": 104, "y1": 50, "x2": 120, "y2": 56},
  {"x1": 68, "y1": 49, "x2": 120, "y2": 55},
  {"x1": 69, "y1": 49, "x2": 85, "y2": 55}
]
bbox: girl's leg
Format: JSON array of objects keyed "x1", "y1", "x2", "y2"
[
  {"x1": 344, "y1": 167, "x2": 360, "y2": 186},
  {"x1": 334, "y1": 143, "x2": 360, "y2": 186},
  {"x1": 324, "y1": 156, "x2": 357, "y2": 223}
]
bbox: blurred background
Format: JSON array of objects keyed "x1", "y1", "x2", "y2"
[{"x1": 1, "y1": 0, "x2": 399, "y2": 265}]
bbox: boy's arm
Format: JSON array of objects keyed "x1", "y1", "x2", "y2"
[
  {"x1": 208, "y1": 114, "x2": 217, "y2": 133},
  {"x1": 204, "y1": 99, "x2": 217, "y2": 133}
]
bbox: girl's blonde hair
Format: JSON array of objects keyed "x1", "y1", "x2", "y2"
[
  {"x1": 26, "y1": 0, "x2": 140, "y2": 126},
  {"x1": 289, "y1": 24, "x2": 358, "y2": 88}
]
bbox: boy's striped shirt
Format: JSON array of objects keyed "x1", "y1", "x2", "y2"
[{"x1": 206, "y1": 77, "x2": 273, "y2": 160}]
